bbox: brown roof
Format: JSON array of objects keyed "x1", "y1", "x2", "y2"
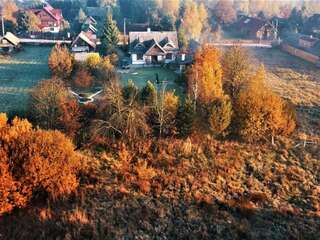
[
  {"x1": 72, "y1": 31, "x2": 96, "y2": 48},
  {"x1": 129, "y1": 30, "x2": 178, "y2": 55}
]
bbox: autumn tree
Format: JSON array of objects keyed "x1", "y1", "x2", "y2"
[
  {"x1": 16, "y1": 10, "x2": 41, "y2": 32},
  {"x1": 73, "y1": 66, "x2": 93, "y2": 89},
  {"x1": 101, "y1": 10, "x2": 120, "y2": 55},
  {"x1": 222, "y1": 46, "x2": 251, "y2": 100},
  {"x1": 213, "y1": 0, "x2": 237, "y2": 24},
  {"x1": 187, "y1": 45, "x2": 223, "y2": 106},
  {"x1": 0, "y1": 113, "x2": 81, "y2": 215},
  {"x1": 235, "y1": 66, "x2": 296, "y2": 143},
  {"x1": 30, "y1": 78, "x2": 81, "y2": 138},
  {"x1": 176, "y1": 98, "x2": 195, "y2": 138},
  {"x1": 0, "y1": 0, "x2": 18, "y2": 24},
  {"x1": 181, "y1": 0, "x2": 208, "y2": 40},
  {"x1": 94, "y1": 80, "x2": 150, "y2": 141},
  {"x1": 48, "y1": 44, "x2": 73, "y2": 80},
  {"x1": 150, "y1": 90, "x2": 179, "y2": 137},
  {"x1": 208, "y1": 96, "x2": 233, "y2": 137}
]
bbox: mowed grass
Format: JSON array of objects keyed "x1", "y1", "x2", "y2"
[
  {"x1": 119, "y1": 67, "x2": 183, "y2": 94},
  {"x1": 0, "y1": 46, "x2": 52, "y2": 115}
]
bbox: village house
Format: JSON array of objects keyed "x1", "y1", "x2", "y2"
[
  {"x1": 299, "y1": 35, "x2": 319, "y2": 49},
  {"x1": 234, "y1": 16, "x2": 277, "y2": 40},
  {"x1": 0, "y1": 32, "x2": 21, "y2": 53},
  {"x1": 28, "y1": 4, "x2": 64, "y2": 33},
  {"x1": 71, "y1": 16, "x2": 98, "y2": 54},
  {"x1": 129, "y1": 29, "x2": 179, "y2": 65},
  {"x1": 71, "y1": 31, "x2": 97, "y2": 53}
]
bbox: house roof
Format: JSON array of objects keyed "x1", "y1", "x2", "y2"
[
  {"x1": 30, "y1": 4, "x2": 63, "y2": 22},
  {"x1": 300, "y1": 36, "x2": 319, "y2": 43},
  {"x1": 72, "y1": 31, "x2": 96, "y2": 48},
  {"x1": 129, "y1": 30, "x2": 178, "y2": 55},
  {"x1": 2, "y1": 32, "x2": 20, "y2": 46},
  {"x1": 235, "y1": 16, "x2": 274, "y2": 34}
]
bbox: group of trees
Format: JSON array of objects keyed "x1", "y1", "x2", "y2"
[
  {"x1": 187, "y1": 45, "x2": 296, "y2": 142},
  {"x1": 48, "y1": 45, "x2": 117, "y2": 88}
]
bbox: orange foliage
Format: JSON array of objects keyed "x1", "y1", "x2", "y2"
[
  {"x1": 0, "y1": 114, "x2": 81, "y2": 215},
  {"x1": 188, "y1": 45, "x2": 223, "y2": 104},
  {"x1": 74, "y1": 66, "x2": 93, "y2": 89}
]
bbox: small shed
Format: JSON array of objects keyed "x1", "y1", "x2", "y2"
[
  {"x1": 299, "y1": 35, "x2": 319, "y2": 49},
  {"x1": 0, "y1": 32, "x2": 21, "y2": 53}
]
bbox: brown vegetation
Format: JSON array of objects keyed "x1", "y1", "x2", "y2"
[{"x1": 0, "y1": 114, "x2": 81, "y2": 216}]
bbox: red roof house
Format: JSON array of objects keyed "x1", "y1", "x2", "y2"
[{"x1": 29, "y1": 4, "x2": 64, "y2": 33}]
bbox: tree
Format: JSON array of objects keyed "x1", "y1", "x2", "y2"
[
  {"x1": 181, "y1": 0, "x2": 208, "y2": 40},
  {"x1": 30, "y1": 78, "x2": 81, "y2": 138},
  {"x1": 94, "y1": 80, "x2": 150, "y2": 141},
  {"x1": 213, "y1": 0, "x2": 237, "y2": 24},
  {"x1": 208, "y1": 96, "x2": 233, "y2": 137},
  {"x1": 187, "y1": 45, "x2": 224, "y2": 106},
  {"x1": 150, "y1": 90, "x2": 179, "y2": 137},
  {"x1": 73, "y1": 66, "x2": 93, "y2": 89},
  {"x1": 85, "y1": 53, "x2": 101, "y2": 71},
  {"x1": 176, "y1": 98, "x2": 195, "y2": 138},
  {"x1": 0, "y1": 0, "x2": 18, "y2": 24},
  {"x1": 101, "y1": 10, "x2": 120, "y2": 55},
  {"x1": 16, "y1": 10, "x2": 41, "y2": 32},
  {"x1": 48, "y1": 44, "x2": 73, "y2": 80},
  {"x1": 222, "y1": 46, "x2": 251, "y2": 100},
  {"x1": 0, "y1": 114, "x2": 81, "y2": 215},
  {"x1": 140, "y1": 80, "x2": 157, "y2": 106},
  {"x1": 77, "y1": 8, "x2": 87, "y2": 23},
  {"x1": 235, "y1": 66, "x2": 296, "y2": 143},
  {"x1": 178, "y1": 26, "x2": 189, "y2": 50}
]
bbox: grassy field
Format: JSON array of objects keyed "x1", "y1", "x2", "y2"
[
  {"x1": 119, "y1": 67, "x2": 182, "y2": 94},
  {"x1": 250, "y1": 48, "x2": 320, "y2": 136},
  {"x1": 0, "y1": 46, "x2": 51, "y2": 115}
]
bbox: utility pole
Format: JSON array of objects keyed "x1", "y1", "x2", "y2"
[{"x1": 1, "y1": 15, "x2": 4, "y2": 37}]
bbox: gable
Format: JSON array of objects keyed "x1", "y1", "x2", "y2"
[{"x1": 145, "y1": 43, "x2": 166, "y2": 56}]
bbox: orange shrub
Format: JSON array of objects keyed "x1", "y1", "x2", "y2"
[{"x1": 0, "y1": 113, "x2": 81, "y2": 215}]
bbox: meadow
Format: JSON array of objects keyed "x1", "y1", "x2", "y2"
[{"x1": 0, "y1": 46, "x2": 51, "y2": 115}]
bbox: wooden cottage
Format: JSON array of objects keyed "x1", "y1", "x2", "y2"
[{"x1": 0, "y1": 32, "x2": 21, "y2": 53}]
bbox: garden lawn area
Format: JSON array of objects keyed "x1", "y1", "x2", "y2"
[
  {"x1": 119, "y1": 67, "x2": 183, "y2": 94},
  {"x1": 0, "y1": 46, "x2": 51, "y2": 115}
]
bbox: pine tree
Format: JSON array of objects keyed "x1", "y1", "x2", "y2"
[
  {"x1": 176, "y1": 98, "x2": 195, "y2": 138},
  {"x1": 140, "y1": 80, "x2": 157, "y2": 106},
  {"x1": 101, "y1": 10, "x2": 120, "y2": 55}
]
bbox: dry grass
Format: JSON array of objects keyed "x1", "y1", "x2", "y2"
[
  {"x1": 251, "y1": 48, "x2": 320, "y2": 136},
  {"x1": 0, "y1": 136, "x2": 319, "y2": 239}
]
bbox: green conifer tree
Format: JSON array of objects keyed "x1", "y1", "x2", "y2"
[
  {"x1": 101, "y1": 9, "x2": 120, "y2": 55},
  {"x1": 176, "y1": 98, "x2": 195, "y2": 138}
]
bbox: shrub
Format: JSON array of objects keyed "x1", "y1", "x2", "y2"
[
  {"x1": 0, "y1": 114, "x2": 81, "y2": 215},
  {"x1": 208, "y1": 96, "x2": 233, "y2": 136}
]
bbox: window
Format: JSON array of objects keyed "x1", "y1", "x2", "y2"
[
  {"x1": 137, "y1": 53, "x2": 143, "y2": 60},
  {"x1": 166, "y1": 53, "x2": 173, "y2": 60}
]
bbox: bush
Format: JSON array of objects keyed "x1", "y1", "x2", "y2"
[
  {"x1": 0, "y1": 114, "x2": 81, "y2": 215},
  {"x1": 208, "y1": 96, "x2": 233, "y2": 136}
]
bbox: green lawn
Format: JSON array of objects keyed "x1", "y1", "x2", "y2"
[
  {"x1": 119, "y1": 67, "x2": 183, "y2": 94},
  {"x1": 0, "y1": 46, "x2": 52, "y2": 115}
]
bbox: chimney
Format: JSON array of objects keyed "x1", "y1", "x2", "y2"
[{"x1": 147, "y1": 28, "x2": 151, "y2": 33}]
